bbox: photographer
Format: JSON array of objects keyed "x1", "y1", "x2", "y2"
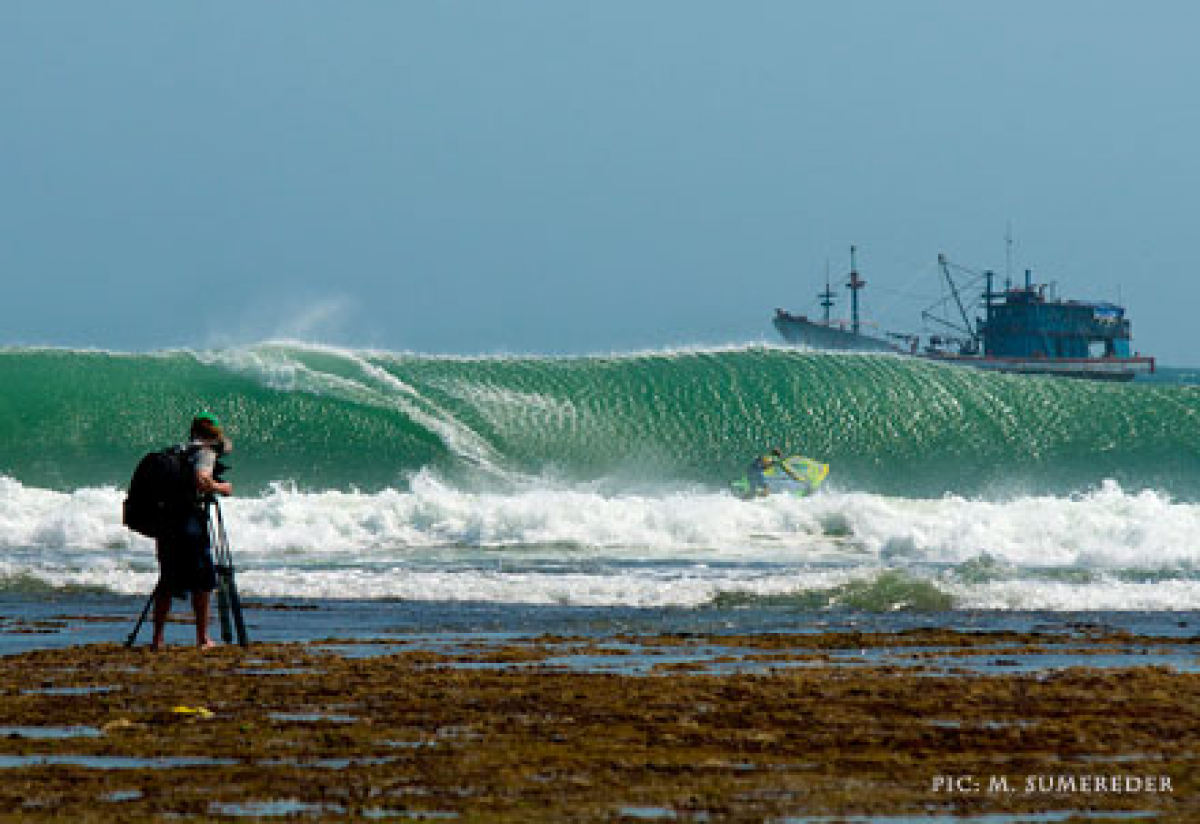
[{"x1": 150, "y1": 413, "x2": 233, "y2": 650}]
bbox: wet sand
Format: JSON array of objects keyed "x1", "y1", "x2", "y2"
[{"x1": 0, "y1": 628, "x2": 1197, "y2": 822}]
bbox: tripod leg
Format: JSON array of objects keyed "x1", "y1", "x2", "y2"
[
  {"x1": 208, "y1": 506, "x2": 233, "y2": 644},
  {"x1": 226, "y1": 572, "x2": 249, "y2": 647},
  {"x1": 215, "y1": 503, "x2": 250, "y2": 647},
  {"x1": 216, "y1": 576, "x2": 233, "y2": 644},
  {"x1": 125, "y1": 585, "x2": 158, "y2": 648}
]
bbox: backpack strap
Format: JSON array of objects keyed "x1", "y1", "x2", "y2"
[{"x1": 168, "y1": 443, "x2": 205, "y2": 511}]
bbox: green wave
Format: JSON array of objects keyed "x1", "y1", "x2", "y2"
[
  {"x1": 712, "y1": 571, "x2": 957, "y2": 612},
  {"x1": 1, "y1": 344, "x2": 1198, "y2": 497}
]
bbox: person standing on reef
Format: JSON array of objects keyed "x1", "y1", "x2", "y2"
[{"x1": 151, "y1": 413, "x2": 234, "y2": 650}]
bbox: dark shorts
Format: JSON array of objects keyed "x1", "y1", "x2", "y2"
[{"x1": 156, "y1": 511, "x2": 216, "y2": 599}]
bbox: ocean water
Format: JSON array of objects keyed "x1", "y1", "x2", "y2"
[{"x1": 2, "y1": 342, "x2": 1200, "y2": 643}]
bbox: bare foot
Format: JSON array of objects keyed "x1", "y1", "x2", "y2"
[{"x1": 198, "y1": 639, "x2": 217, "y2": 650}]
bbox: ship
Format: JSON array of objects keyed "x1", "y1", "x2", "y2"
[{"x1": 773, "y1": 247, "x2": 1156, "y2": 381}]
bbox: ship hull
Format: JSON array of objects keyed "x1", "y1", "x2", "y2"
[
  {"x1": 772, "y1": 313, "x2": 899, "y2": 353},
  {"x1": 922, "y1": 353, "x2": 1155, "y2": 381}
]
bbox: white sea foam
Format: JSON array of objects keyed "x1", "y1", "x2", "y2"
[
  {"x1": 949, "y1": 577, "x2": 1200, "y2": 612},
  {"x1": 805, "y1": 480, "x2": 1200, "y2": 569},
  {"x1": 3, "y1": 474, "x2": 1199, "y2": 609}
]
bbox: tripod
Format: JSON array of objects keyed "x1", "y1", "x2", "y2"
[
  {"x1": 124, "y1": 498, "x2": 249, "y2": 648},
  {"x1": 208, "y1": 496, "x2": 249, "y2": 647}
]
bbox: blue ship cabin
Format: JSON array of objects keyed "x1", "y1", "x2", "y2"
[{"x1": 981, "y1": 281, "x2": 1132, "y2": 360}]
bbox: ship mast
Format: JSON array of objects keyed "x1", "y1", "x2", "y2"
[
  {"x1": 819, "y1": 260, "x2": 836, "y2": 324},
  {"x1": 1005, "y1": 221, "x2": 1013, "y2": 285},
  {"x1": 847, "y1": 245, "x2": 865, "y2": 334}
]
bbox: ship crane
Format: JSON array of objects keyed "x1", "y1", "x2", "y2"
[{"x1": 921, "y1": 254, "x2": 987, "y2": 355}]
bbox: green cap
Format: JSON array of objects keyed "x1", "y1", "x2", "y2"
[{"x1": 196, "y1": 411, "x2": 221, "y2": 429}]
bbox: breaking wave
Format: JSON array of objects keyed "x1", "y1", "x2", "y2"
[{"x1": 1, "y1": 342, "x2": 1198, "y2": 498}]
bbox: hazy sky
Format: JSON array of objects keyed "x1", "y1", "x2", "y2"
[{"x1": 2, "y1": 2, "x2": 1197, "y2": 364}]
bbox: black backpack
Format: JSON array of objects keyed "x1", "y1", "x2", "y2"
[{"x1": 122, "y1": 445, "x2": 198, "y2": 538}]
